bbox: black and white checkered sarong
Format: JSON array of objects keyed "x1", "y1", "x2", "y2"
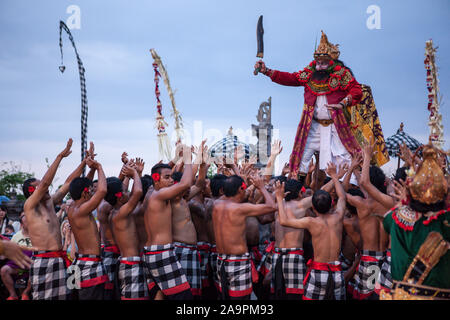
[
  {"x1": 210, "y1": 245, "x2": 219, "y2": 289},
  {"x1": 347, "y1": 250, "x2": 383, "y2": 300},
  {"x1": 303, "y1": 260, "x2": 345, "y2": 300},
  {"x1": 101, "y1": 245, "x2": 120, "y2": 292},
  {"x1": 257, "y1": 241, "x2": 275, "y2": 277},
  {"x1": 375, "y1": 249, "x2": 393, "y2": 294},
  {"x1": 118, "y1": 256, "x2": 149, "y2": 300},
  {"x1": 173, "y1": 242, "x2": 202, "y2": 296},
  {"x1": 271, "y1": 247, "x2": 306, "y2": 295},
  {"x1": 217, "y1": 252, "x2": 252, "y2": 299},
  {"x1": 72, "y1": 253, "x2": 109, "y2": 288},
  {"x1": 30, "y1": 250, "x2": 72, "y2": 300},
  {"x1": 142, "y1": 244, "x2": 191, "y2": 296},
  {"x1": 197, "y1": 241, "x2": 211, "y2": 288}
]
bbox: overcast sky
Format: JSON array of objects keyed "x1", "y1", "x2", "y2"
[{"x1": 0, "y1": 0, "x2": 448, "y2": 190}]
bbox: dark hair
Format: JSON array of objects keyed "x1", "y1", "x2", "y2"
[
  {"x1": 172, "y1": 171, "x2": 183, "y2": 183},
  {"x1": 5, "y1": 224, "x2": 14, "y2": 232},
  {"x1": 210, "y1": 174, "x2": 227, "y2": 197},
  {"x1": 143, "y1": 174, "x2": 153, "y2": 186},
  {"x1": 92, "y1": 179, "x2": 98, "y2": 184},
  {"x1": 393, "y1": 167, "x2": 407, "y2": 183},
  {"x1": 105, "y1": 177, "x2": 123, "y2": 206},
  {"x1": 369, "y1": 166, "x2": 387, "y2": 194},
  {"x1": 69, "y1": 177, "x2": 93, "y2": 200},
  {"x1": 284, "y1": 179, "x2": 302, "y2": 201},
  {"x1": 151, "y1": 163, "x2": 172, "y2": 175},
  {"x1": 0, "y1": 204, "x2": 7, "y2": 212},
  {"x1": 140, "y1": 176, "x2": 151, "y2": 202},
  {"x1": 409, "y1": 198, "x2": 446, "y2": 214},
  {"x1": 22, "y1": 178, "x2": 37, "y2": 199},
  {"x1": 346, "y1": 188, "x2": 365, "y2": 215},
  {"x1": 312, "y1": 190, "x2": 332, "y2": 214},
  {"x1": 223, "y1": 175, "x2": 245, "y2": 197}
]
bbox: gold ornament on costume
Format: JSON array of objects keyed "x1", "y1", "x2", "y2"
[
  {"x1": 408, "y1": 139, "x2": 448, "y2": 204},
  {"x1": 314, "y1": 30, "x2": 340, "y2": 60}
]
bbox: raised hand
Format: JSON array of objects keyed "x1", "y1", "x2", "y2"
[
  {"x1": 337, "y1": 163, "x2": 349, "y2": 179},
  {"x1": 121, "y1": 164, "x2": 136, "y2": 179},
  {"x1": 271, "y1": 139, "x2": 283, "y2": 156},
  {"x1": 274, "y1": 180, "x2": 285, "y2": 199},
  {"x1": 58, "y1": 138, "x2": 73, "y2": 158},
  {"x1": 121, "y1": 152, "x2": 129, "y2": 165},
  {"x1": 254, "y1": 60, "x2": 267, "y2": 74},
  {"x1": 181, "y1": 144, "x2": 193, "y2": 164},
  {"x1": 363, "y1": 136, "x2": 376, "y2": 159},
  {"x1": 325, "y1": 162, "x2": 337, "y2": 178},
  {"x1": 350, "y1": 152, "x2": 363, "y2": 170},
  {"x1": 390, "y1": 179, "x2": 407, "y2": 203},
  {"x1": 86, "y1": 157, "x2": 100, "y2": 170},
  {"x1": 249, "y1": 172, "x2": 264, "y2": 189},
  {"x1": 135, "y1": 158, "x2": 145, "y2": 176},
  {"x1": 308, "y1": 159, "x2": 316, "y2": 174}
]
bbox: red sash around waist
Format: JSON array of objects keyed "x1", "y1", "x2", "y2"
[
  {"x1": 307, "y1": 259, "x2": 342, "y2": 272},
  {"x1": 34, "y1": 250, "x2": 71, "y2": 268}
]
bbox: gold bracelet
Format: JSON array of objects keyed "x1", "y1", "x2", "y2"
[{"x1": 0, "y1": 240, "x2": 4, "y2": 256}]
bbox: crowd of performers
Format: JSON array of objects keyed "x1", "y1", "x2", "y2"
[
  {"x1": 0, "y1": 134, "x2": 448, "y2": 301},
  {"x1": 0, "y1": 30, "x2": 448, "y2": 301}
]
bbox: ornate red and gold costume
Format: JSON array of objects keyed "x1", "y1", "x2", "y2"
[{"x1": 262, "y1": 31, "x2": 388, "y2": 175}]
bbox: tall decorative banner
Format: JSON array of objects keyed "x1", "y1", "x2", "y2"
[
  {"x1": 58, "y1": 20, "x2": 88, "y2": 175},
  {"x1": 150, "y1": 49, "x2": 184, "y2": 141},
  {"x1": 151, "y1": 55, "x2": 172, "y2": 162},
  {"x1": 424, "y1": 39, "x2": 444, "y2": 148}
]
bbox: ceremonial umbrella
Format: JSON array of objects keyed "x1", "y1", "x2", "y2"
[
  {"x1": 385, "y1": 123, "x2": 422, "y2": 168},
  {"x1": 209, "y1": 127, "x2": 251, "y2": 161}
]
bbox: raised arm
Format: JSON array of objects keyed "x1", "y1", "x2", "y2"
[
  {"x1": 237, "y1": 173, "x2": 276, "y2": 217},
  {"x1": 275, "y1": 181, "x2": 312, "y2": 229},
  {"x1": 187, "y1": 144, "x2": 208, "y2": 201},
  {"x1": 156, "y1": 145, "x2": 194, "y2": 201},
  {"x1": 24, "y1": 138, "x2": 73, "y2": 211},
  {"x1": 263, "y1": 140, "x2": 283, "y2": 181},
  {"x1": 53, "y1": 155, "x2": 87, "y2": 205},
  {"x1": 343, "y1": 152, "x2": 362, "y2": 191},
  {"x1": 77, "y1": 159, "x2": 107, "y2": 216},
  {"x1": 360, "y1": 142, "x2": 395, "y2": 209},
  {"x1": 255, "y1": 60, "x2": 302, "y2": 87},
  {"x1": 325, "y1": 162, "x2": 346, "y2": 219},
  {"x1": 116, "y1": 166, "x2": 143, "y2": 219}
]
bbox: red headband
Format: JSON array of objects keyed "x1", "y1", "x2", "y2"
[
  {"x1": 115, "y1": 192, "x2": 123, "y2": 198},
  {"x1": 28, "y1": 186, "x2": 36, "y2": 194},
  {"x1": 152, "y1": 173, "x2": 160, "y2": 182},
  {"x1": 301, "y1": 186, "x2": 306, "y2": 194},
  {"x1": 83, "y1": 187, "x2": 89, "y2": 193},
  {"x1": 241, "y1": 182, "x2": 247, "y2": 190}
]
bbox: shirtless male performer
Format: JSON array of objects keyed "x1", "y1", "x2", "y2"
[
  {"x1": 97, "y1": 155, "x2": 133, "y2": 299},
  {"x1": 67, "y1": 156, "x2": 108, "y2": 300},
  {"x1": 277, "y1": 162, "x2": 347, "y2": 300},
  {"x1": 24, "y1": 138, "x2": 84, "y2": 300},
  {"x1": 108, "y1": 164, "x2": 149, "y2": 300},
  {"x1": 213, "y1": 174, "x2": 277, "y2": 300},
  {"x1": 271, "y1": 173, "x2": 339, "y2": 300},
  {"x1": 171, "y1": 142, "x2": 207, "y2": 299},
  {"x1": 142, "y1": 145, "x2": 194, "y2": 300},
  {"x1": 346, "y1": 144, "x2": 392, "y2": 300}
]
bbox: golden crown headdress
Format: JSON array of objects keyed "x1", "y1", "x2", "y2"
[
  {"x1": 408, "y1": 138, "x2": 448, "y2": 204},
  {"x1": 314, "y1": 30, "x2": 340, "y2": 60}
]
